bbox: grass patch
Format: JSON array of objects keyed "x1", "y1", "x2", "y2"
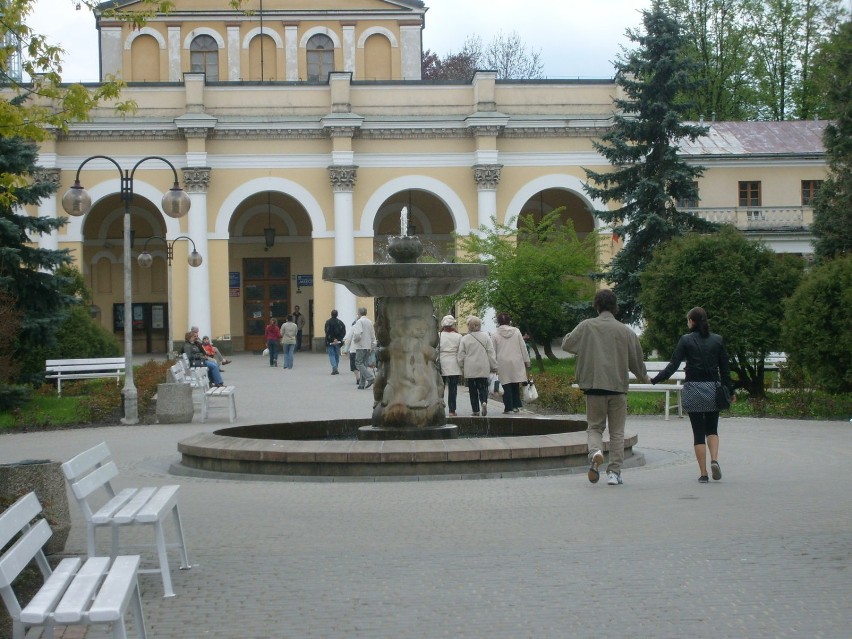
[{"x1": 0, "y1": 359, "x2": 172, "y2": 432}]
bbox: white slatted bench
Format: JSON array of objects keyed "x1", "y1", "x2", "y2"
[
  {"x1": 61, "y1": 443, "x2": 191, "y2": 598},
  {"x1": 45, "y1": 357, "x2": 126, "y2": 397},
  {"x1": 169, "y1": 364, "x2": 236, "y2": 422},
  {"x1": 0, "y1": 492, "x2": 147, "y2": 639},
  {"x1": 628, "y1": 361, "x2": 686, "y2": 421},
  {"x1": 190, "y1": 368, "x2": 237, "y2": 423}
]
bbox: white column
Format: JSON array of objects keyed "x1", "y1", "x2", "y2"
[
  {"x1": 182, "y1": 167, "x2": 212, "y2": 337},
  {"x1": 329, "y1": 166, "x2": 358, "y2": 321},
  {"x1": 168, "y1": 26, "x2": 182, "y2": 81},
  {"x1": 473, "y1": 164, "x2": 502, "y2": 332},
  {"x1": 284, "y1": 25, "x2": 299, "y2": 81}
]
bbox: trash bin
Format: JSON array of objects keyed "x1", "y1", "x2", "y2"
[{"x1": 155, "y1": 382, "x2": 194, "y2": 423}]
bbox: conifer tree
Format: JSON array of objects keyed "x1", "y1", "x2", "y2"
[
  {"x1": 584, "y1": 1, "x2": 714, "y2": 324},
  {"x1": 0, "y1": 135, "x2": 76, "y2": 383},
  {"x1": 811, "y1": 20, "x2": 852, "y2": 262}
]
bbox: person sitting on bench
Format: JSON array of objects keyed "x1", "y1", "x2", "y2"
[
  {"x1": 182, "y1": 330, "x2": 225, "y2": 387},
  {"x1": 201, "y1": 335, "x2": 231, "y2": 367}
]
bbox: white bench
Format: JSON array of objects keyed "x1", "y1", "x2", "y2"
[
  {"x1": 45, "y1": 357, "x2": 126, "y2": 397},
  {"x1": 0, "y1": 492, "x2": 148, "y2": 639},
  {"x1": 61, "y1": 443, "x2": 191, "y2": 598},
  {"x1": 628, "y1": 361, "x2": 686, "y2": 421},
  {"x1": 190, "y1": 368, "x2": 237, "y2": 423},
  {"x1": 169, "y1": 363, "x2": 237, "y2": 423}
]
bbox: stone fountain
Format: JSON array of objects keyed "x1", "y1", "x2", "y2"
[
  {"x1": 322, "y1": 209, "x2": 486, "y2": 440},
  {"x1": 173, "y1": 209, "x2": 640, "y2": 479}
]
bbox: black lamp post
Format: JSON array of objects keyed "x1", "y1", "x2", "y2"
[
  {"x1": 137, "y1": 235, "x2": 203, "y2": 353},
  {"x1": 61, "y1": 155, "x2": 191, "y2": 424}
]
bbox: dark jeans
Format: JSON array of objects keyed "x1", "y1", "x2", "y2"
[
  {"x1": 502, "y1": 382, "x2": 523, "y2": 411},
  {"x1": 266, "y1": 340, "x2": 278, "y2": 366},
  {"x1": 467, "y1": 377, "x2": 489, "y2": 413},
  {"x1": 442, "y1": 374, "x2": 459, "y2": 412}
]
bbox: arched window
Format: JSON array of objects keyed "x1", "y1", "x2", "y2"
[
  {"x1": 190, "y1": 35, "x2": 219, "y2": 81},
  {"x1": 306, "y1": 34, "x2": 334, "y2": 81}
]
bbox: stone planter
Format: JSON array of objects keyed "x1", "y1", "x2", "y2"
[
  {"x1": 0, "y1": 460, "x2": 71, "y2": 555},
  {"x1": 156, "y1": 382, "x2": 194, "y2": 424}
]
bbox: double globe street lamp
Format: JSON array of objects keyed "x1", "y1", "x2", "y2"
[
  {"x1": 137, "y1": 235, "x2": 203, "y2": 355},
  {"x1": 62, "y1": 156, "x2": 191, "y2": 425}
]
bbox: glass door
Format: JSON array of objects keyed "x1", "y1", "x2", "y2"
[{"x1": 243, "y1": 258, "x2": 290, "y2": 352}]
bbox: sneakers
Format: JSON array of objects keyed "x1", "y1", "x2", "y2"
[
  {"x1": 607, "y1": 471, "x2": 623, "y2": 486},
  {"x1": 481, "y1": 402, "x2": 488, "y2": 417},
  {"x1": 587, "y1": 450, "x2": 604, "y2": 483},
  {"x1": 711, "y1": 460, "x2": 722, "y2": 481},
  {"x1": 698, "y1": 475, "x2": 709, "y2": 483},
  {"x1": 448, "y1": 412, "x2": 457, "y2": 417},
  {"x1": 472, "y1": 412, "x2": 480, "y2": 417}
]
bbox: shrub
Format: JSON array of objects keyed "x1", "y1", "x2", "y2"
[
  {"x1": 782, "y1": 256, "x2": 852, "y2": 394},
  {"x1": 0, "y1": 384, "x2": 31, "y2": 411},
  {"x1": 532, "y1": 370, "x2": 586, "y2": 413}
]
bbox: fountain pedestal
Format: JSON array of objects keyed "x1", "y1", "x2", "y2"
[{"x1": 323, "y1": 234, "x2": 487, "y2": 441}]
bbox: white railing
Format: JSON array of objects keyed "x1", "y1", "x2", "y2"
[{"x1": 685, "y1": 206, "x2": 813, "y2": 230}]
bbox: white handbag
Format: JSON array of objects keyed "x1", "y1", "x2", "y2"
[{"x1": 524, "y1": 379, "x2": 538, "y2": 401}]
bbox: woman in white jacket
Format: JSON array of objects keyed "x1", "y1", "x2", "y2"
[
  {"x1": 457, "y1": 315, "x2": 498, "y2": 416},
  {"x1": 492, "y1": 312, "x2": 531, "y2": 413},
  {"x1": 438, "y1": 315, "x2": 463, "y2": 417}
]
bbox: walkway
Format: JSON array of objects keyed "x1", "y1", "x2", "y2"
[{"x1": 2, "y1": 351, "x2": 850, "y2": 638}]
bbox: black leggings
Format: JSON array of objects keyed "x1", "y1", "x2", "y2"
[{"x1": 688, "y1": 411, "x2": 719, "y2": 446}]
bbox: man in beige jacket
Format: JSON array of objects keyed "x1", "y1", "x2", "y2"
[{"x1": 562, "y1": 289, "x2": 648, "y2": 486}]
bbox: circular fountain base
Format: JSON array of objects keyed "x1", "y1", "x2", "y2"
[
  {"x1": 174, "y1": 417, "x2": 640, "y2": 479},
  {"x1": 358, "y1": 424, "x2": 458, "y2": 440}
]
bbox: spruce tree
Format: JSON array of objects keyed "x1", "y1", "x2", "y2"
[
  {"x1": 584, "y1": 1, "x2": 714, "y2": 324},
  {"x1": 0, "y1": 135, "x2": 75, "y2": 383},
  {"x1": 811, "y1": 21, "x2": 852, "y2": 262}
]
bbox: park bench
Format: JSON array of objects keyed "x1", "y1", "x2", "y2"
[
  {"x1": 0, "y1": 492, "x2": 148, "y2": 639},
  {"x1": 61, "y1": 443, "x2": 191, "y2": 598},
  {"x1": 45, "y1": 357, "x2": 125, "y2": 397},
  {"x1": 169, "y1": 363, "x2": 237, "y2": 423},
  {"x1": 628, "y1": 361, "x2": 686, "y2": 421}
]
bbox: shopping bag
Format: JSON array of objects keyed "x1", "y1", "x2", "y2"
[{"x1": 524, "y1": 379, "x2": 538, "y2": 401}]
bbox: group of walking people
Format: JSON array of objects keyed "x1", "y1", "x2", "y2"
[
  {"x1": 562, "y1": 288, "x2": 735, "y2": 486},
  {"x1": 263, "y1": 309, "x2": 305, "y2": 369},
  {"x1": 438, "y1": 312, "x2": 531, "y2": 417}
]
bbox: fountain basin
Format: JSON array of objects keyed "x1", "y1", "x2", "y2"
[{"x1": 174, "y1": 417, "x2": 639, "y2": 479}]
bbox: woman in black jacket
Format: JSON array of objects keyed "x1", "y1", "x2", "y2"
[{"x1": 652, "y1": 307, "x2": 735, "y2": 483}]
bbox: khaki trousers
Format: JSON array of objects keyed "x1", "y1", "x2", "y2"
[{"x1": 585, "y1": 393, "x2": 627, "y2": 474}]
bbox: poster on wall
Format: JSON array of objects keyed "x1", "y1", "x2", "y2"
[{"x1": 151, "y1": 304, "x2": 165, "y2": 329}]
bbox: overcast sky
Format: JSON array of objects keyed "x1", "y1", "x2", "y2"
[{"x1": 29, "y1": 0, "x2": 651, "y2": 82}]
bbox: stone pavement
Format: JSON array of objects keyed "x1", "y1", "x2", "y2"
[{"x1": 2, "y1": 351, "x2": 850, "y2": 638}]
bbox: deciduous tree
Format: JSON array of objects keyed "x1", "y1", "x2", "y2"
[
  {"x1": 640, "y1": 226, "x2": 803, "y2": 396},
  {"x1": 447, "y1": 212, "x2": 597, "y2": 371}
]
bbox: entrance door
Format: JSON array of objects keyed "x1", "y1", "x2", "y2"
[{"x1": 243, "y1": 257, "x2": 290, "y2": 352}]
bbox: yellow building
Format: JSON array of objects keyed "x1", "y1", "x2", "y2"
[{"x1": 27, "y1": 0, "x2": 826, "y2": 354}]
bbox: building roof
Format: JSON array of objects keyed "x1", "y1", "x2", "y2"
[{"x1": 679, "y1": 120, "x2": 828, "y2": 156}]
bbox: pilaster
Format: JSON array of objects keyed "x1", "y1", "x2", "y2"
[
  {"x1": 328, "y1": 165, "x2": 358, "y2": 321},
  {"x1": 182, "y1": 167, "x2": 212, "y2": 337}
]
